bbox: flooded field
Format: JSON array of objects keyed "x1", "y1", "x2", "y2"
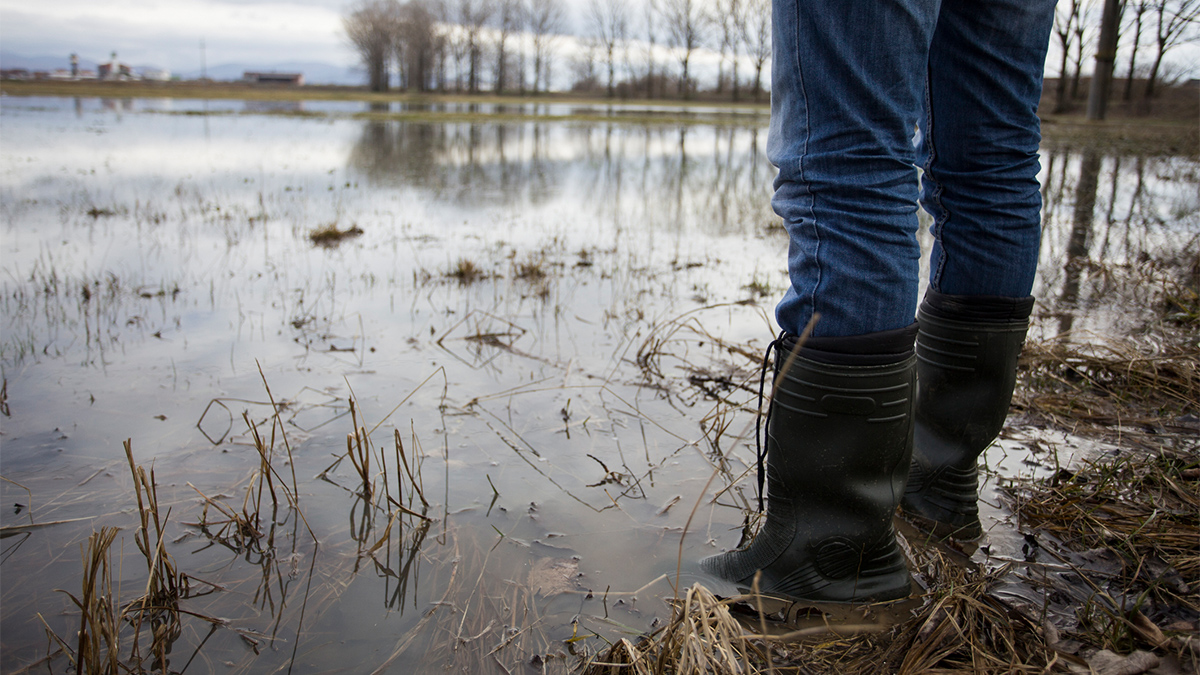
[{"x1": 1, "y1": 95, "x2": 1196, "y2": 673}]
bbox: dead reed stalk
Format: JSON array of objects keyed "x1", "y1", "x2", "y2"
[
  {"x1": 45, "y1": 527, "x2": 122, "y2": 674},
  {"x1": 585, "y1": 584, "x2": 770, "y2": 674},
  {"x1": 122, "y1": 439, "x2": 188, "y2": 670}
]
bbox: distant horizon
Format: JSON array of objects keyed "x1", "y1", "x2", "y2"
[
  {"x1": 0, "y1": 49, "x2": 365, "y2": 86},
  {"x1": 0, "y1": 0, "x2": 595, "y2": 79},
  {"x1": 1, "y1": 0, "x2": 1196, "y2": 92}
]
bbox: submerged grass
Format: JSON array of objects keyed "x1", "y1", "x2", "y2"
[
  {"x1": 447, "y1": 257, "x2": 487, "y2": 284},
  {"x1": 1014, "y1": 243, "x2": 1198, "y2": 430},
  {"x1": 41, "y1": 443, "x2": 203, "y2": 673},
  {"x1": 27, "y1": 298, "x2": 1198, "y2": 673}
]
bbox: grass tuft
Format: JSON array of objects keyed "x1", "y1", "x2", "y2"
[
  {"x1": 447, "y1": 258, "x2": 486, "y2": 284},
  {"x1": 308, "y1": 222, "x2": 364, "y2": 247}
]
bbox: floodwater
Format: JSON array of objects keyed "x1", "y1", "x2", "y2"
[{"x1": 1, "y1": 96, "x2": 1196, "y2": 673}]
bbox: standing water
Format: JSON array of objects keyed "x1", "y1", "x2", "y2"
[{"x1": 1, "y1": 95, "x2": 1196, "y2": 672}]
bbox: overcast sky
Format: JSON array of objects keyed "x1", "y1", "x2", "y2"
[
  {"x1": 0, "y1": 0, "x2": 591, "y2": 73},
  {"x1": 2, "y1": 1, "x2": 1194, "y2": 81},
  {"x1": 0, "y1": 0, "x2": 391, "y2": 71}
]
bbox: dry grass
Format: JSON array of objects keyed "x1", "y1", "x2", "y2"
[
  {"x1": 583, "y1": 545, "x2": 1066, "y2": 674},
  {"x1": 41, "y1": 442, "x2": 204, "y2": 673},
  {"x1": 1014, "y1": 336, "x2": 1199, "y2": 429},
  {"x1": 190, "y1": 368, "x2": 308, "y2": 554},
  {"x1": 1014, "y1": 243, "x2": 1197, "y2": 431},
  {"x1": 514, "y1": 254, "x2": 549, "y2": 281},
  {"x1": 308, "y1": 222, "x2": 364, "y2": 247},
  {"x1": 586, "y1": 584, "x2": 769, "y2": 674},
  {"x1": 447, "y1": 257, "x2": 486, "y2": 284},
  {"x1": 42, "y1": 528, "x2": 122, "y2": 674},
  {"x1": 1003, "y1": 446, "x2": 1199, "y2": 602}
]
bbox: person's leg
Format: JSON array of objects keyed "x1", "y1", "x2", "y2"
[
  {"x1": 919, "y1": 0, "x2": 1055, "y2": 298},
  {"x1": 904, "y1": 0, "x2": 1056, "y2": 539},
  {"x1": 769, "y1": 0, "x2": 939, "y2": 338},
  {"x1": 703, "y1": 0, "x2": 939, "y2": 602}
]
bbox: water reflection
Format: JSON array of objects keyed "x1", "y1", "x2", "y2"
[
  {"x1": 244, "y1": 99, "x2": 306, "y2": 114},
  {"x1": 346, "y1": 117, "x2": 774, "y2": 241},
  {"x1": 1034, "y1": 145, "x2": 1197, "y2": 339},
  {"x1": 1058, "y1": 148, "x2": 1101, "y2": 336}
]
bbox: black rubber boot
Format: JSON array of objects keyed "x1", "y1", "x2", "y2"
[
  {"x1": 701, "y1": 333, "x2": 916, "y2": 603},
  {"x1": 901, "y1": 292, "x2": 1034, "y2": 541}
]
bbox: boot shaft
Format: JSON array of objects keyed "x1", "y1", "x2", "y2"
[{"x1": 914, "y1": 308, "x2": 1030, "y2": 464}]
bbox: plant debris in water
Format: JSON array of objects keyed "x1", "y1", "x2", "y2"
[{"x1": 308, "y1": 222, "x2": 364, "y2": 246}]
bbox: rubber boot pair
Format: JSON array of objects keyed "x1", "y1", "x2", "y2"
[{"x1": 701, "y1": 292, "x2": 1031, "y2": 602}]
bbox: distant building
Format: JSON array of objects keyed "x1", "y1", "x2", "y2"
[
  {"x1": 243, "y1": 71, "x2": 304, "y2": 86},
  {"x1": 0, "y1": 69, "x2": 31, "y2": 80},
  {"x1": 98, "y1": 51, "x2": 134, "y2": 81},
  {"x1": 141, "y1": 68, "x2": 171, "y2": 82}
]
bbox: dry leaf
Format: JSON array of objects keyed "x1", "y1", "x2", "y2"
[
  {"x1": 1128, "y1": 611, "x2": 1168, "y2": 648},
  {"x1": 1086, "y1": 649, "x2": 1160, "y2": 675},
  {"x1": 527, "y1": 557, "x2": 579, "y2": 597}
]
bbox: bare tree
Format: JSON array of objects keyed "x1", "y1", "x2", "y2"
[
  {"x1": 345, "y1": 0, "x2": 398, "y2": 92},
  {"x1": 1123, "y1": 0, "x2": 1149, "y2": 99},
  {"x1": 570, "y1": 38, "x2": 601, "y2": 91},
  {"x1": 640, "y1": 3, "x2": 660, "y2": 98},
  {"x1": 710, "y1": 0, "x2": 743, "y2": 98},
  {"x1": 440, "y1": 1, "x2": 468, "y2": 90},
  {"x1": 395, "y1": 1, "x2": 442, "y2": 91},
  {"x1": 1053, "y1": 0, "x2": 1083, "y2": 111},
  {"x1": 456, "y1": 0, "x2": 495, "y2": 93},
  {"x1": 743, "y1": 0, "x2": 769, "y2": 102},
  {"x1": 656, "y1": 0, "x2": 706, "y2": 98},
  {"x1": 493, "y1": 0, "x2": 521, "y2": 93},
  {"x1": 1069, "y1": 0, "x2": 1099, "y2": 99},
  {"x1": 527, "y1": 0, "x2": 566, "y2": 93},
  {"x1": 1144, "y1": 0, "x2": 1200, "y2": 97},
  {"x1": 587, "y1": 0, "x2": 629, "y2": 97}
]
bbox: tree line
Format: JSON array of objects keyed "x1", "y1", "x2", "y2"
[
  {"x1": 345, "y1": 0, "x2": 1197, "y2": 105},
  {"x1": 343, "y1": 0, "x2": 771, "y2": 100},
  {"x1": 1052, "y1": 0, "x2": 1198, "y2": 111}
]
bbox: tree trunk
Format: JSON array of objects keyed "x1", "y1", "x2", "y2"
[
  {"x1": 1054, "y1": 48, "x2": 1070, "y2": 112},
  {"x1": 1143, "y1": 49, "x2": 1164, "y2": 98},
  {"x1": 370, "y1": 53, "x2": 389, "y2": 92},
  {"x1": 731, "y1": 48, "x2": 739, "y2": 102},
  {"x1": 1087, "y1": 0, "x2": 1122, "y2": 120}
]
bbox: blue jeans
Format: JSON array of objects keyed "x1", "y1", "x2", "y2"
[{"x1": 770, "y1": 0, "x2": 1055, "y2": 338}]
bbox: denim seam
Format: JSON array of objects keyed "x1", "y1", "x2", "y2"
[{"x1": 793, "y1": 3, "x2": 819, "y2": 325}]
